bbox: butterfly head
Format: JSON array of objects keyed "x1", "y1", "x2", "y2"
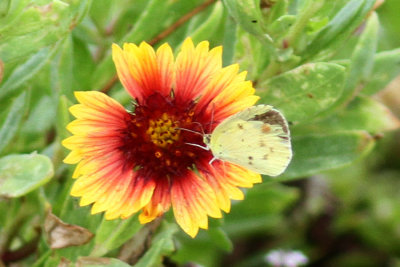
[{"x1": 203, "y1": 134, "x2": 211, "y2": 146}]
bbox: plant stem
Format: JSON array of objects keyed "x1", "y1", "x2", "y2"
[
  {"x1": 261, "y1": 60, "x2": 281, "y2": 80},
  {"x1": 285, "y1": 0, "x2": 324, "y2": 48}
]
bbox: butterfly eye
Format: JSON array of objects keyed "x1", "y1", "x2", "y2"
[{"x1": 204, "y1": 135, "x2": 211, "y2": 144}]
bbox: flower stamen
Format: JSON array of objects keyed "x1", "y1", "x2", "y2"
[{"x1": 147, "y1": 113, "x2": 181, "y2": 148}]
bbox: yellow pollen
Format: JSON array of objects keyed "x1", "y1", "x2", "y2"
[{"x1": 147, "y1": 113, "x2": 180, "y2": 148}]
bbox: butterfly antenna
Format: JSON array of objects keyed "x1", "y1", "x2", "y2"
[
  {"x1": 175, "y1": 127, "x2": 203, "y2": 136},
  {"x1": 189, "y1": 121, "x2": 206, "y2": 135},
  {"x1": 185, "y1": 142, "x2": 209, "y2": 150}
]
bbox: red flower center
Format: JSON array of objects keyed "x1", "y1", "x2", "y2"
[{"x1": 120, "y1": 93, "x2": 211, "y2": 178}]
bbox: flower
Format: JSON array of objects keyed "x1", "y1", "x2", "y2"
[{"x1": 62, "y1": 38, "x2": 261, "y2": 237}]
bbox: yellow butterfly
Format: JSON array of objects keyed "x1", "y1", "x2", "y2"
[{"x1": 204, "y1": 105, "x2": 292, "y2": 176}]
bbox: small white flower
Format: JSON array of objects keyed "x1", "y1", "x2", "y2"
[{"x1": 265, "y1": 249, "x2": 308, "y2": 267}]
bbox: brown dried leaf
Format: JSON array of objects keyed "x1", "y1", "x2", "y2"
[{"x1": 44, "y1": 212, "x2": 94, "y2": 249}]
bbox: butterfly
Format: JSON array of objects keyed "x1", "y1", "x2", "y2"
[{"x1": 203, "y1": 104, "x2": 292, "y2": 176}]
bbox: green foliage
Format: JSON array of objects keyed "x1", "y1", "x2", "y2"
[
  {"x1": 0, "y1": 153, "x2": 53, "y2": 197},
  {"x1": 280, "y1": 131, "x2": 375, "y2": 181},
  {"x1": 0, "y1": 0, "x2": 400, "y2": 266},
  {"x1": 259, "y1": 62, "x2": 346, "y2": 123}
]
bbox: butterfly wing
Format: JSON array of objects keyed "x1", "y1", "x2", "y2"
[{"x1": 209, "y1": 105, "x2": 292, "y2": 176}]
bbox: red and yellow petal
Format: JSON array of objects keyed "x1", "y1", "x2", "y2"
[
  {"x1": 171, "y1": 171, "x2": 222, "y2": 237},
  {"x1": 62, "y1": 91, "x2": 130, "y2": 166},
  {"x1": 119, "y1": 176, "x2": 157, "y2": 219},
  {"x1": 112, "y1": 42, "x2": 174, "y2": 103},
  {"x1": 206, "y1": 72, "x2": 259, "y2": 123},
  {"x1": 199, "y1": 161, "x2": 262, "y2": 213},
  {"x1": 139, "y1": 178, "x2": 171, "y2": 224},
  {"x1": 174, "y1": 38, "x2": 222, "y2": 104},
  {"x1": 63, "y1": 91, "x2": 156, "y2": 219}
]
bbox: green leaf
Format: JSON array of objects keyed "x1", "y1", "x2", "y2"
[
  {"x1": 0, "y1": 47, "x2": 52, "y2": 101},
  {"x1": 134, "y1": 222, "x2": 178, "y2": 267},
  {"x1": 92, "y1": 216, "x2": 143, "y2": 257},
  {"x1": 190, "y1": 1, "x2": 225, "y2": 44},
  {"x1": 55, "y1": 36, "x2": 76, "y2": 101},
  {"x1": 266, "y1": 0, "x2": 288, "y2": 25},
  {"x1": 68, "y1": 0, "x2": 93, "y2": 27},
  {"x1": 363, "y1": 49, "x2": 400, "y2": 95},
  {"x1": 71, "y1": 35, "x2": 96, "y2": 90},
  {"x1": 0, "y1": 92, "x2": 27, "y2": 154},
  {"x1": 269, "y1": 15, "x2": 296, "y2": 37},
  {"x1": 222, "y1": 0, "x2": 274, "y2": 50},
  {"x1": 303, "y1": 0, "x2": 376, "y2": 60},
  {"x1": 56, "y1": 95, "x2": 73, "y2": 146},
  {"x1": 295, "y1": 96, "x2": 400, "y2": 135},
  {"x1": 234, "y1": 28, "x2": 271, "y2": 80},
  {"x1": 0, "y1": 59, "x2": 3, "y2": 84},
  {"x1": 223, "y1": 183, "x2": 299, "y2": 238},
  {"x1": 334, "y1": 12, "x2": 379, "y2": 108},
  {"x1": 222, "y1": 17, "x2": 237, "y2": 66},
  {"x1": 0, "y1": 0, "x2": 30, "y2": 30},
  {"x1": 21, "y1": 95, "x2": 55, "y2": 134},
  {"x1": 279, "y1": 131, "x2": 375, "y2": 181},
  {"x1": 0, "y1": 153, "x2": 54, "y2": 198},
  {"x1": 89, "y1": 1, "x2": 115, "y2": 31},
  {"x1": 222, "y1": 0, "x2": 265, "y2": 36},
  {"x1": 0, "y1": 1, "x2": 70, "y2": 63},
  {"x1": 122, "y1": 0, "x2": 170, "y2": 44},
  {"x1": 258, "y1": 62, "x2": 346, "y2": 123},
  {"x1": 207, "y1": 227, "x2": 233, "y2": 252}
]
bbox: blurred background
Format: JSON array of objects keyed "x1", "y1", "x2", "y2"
[{"x1": 1, "y1": 0, "x2": 400, "y2": 266}]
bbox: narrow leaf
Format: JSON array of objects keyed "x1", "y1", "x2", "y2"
[
  {"x1": 0, "y1": 59, "x2": 3, "y2": 84},
  {"x1": 279, "y1": 131, "x2": 375, "y2": 181},
  {"x1": 133, "y1": 223, "x2": 178, "y2": 267},
  {"x1": 223, "y1": 184, "x2": 299, "y2": 237},
  {"x1": 363, "y1": 49, "x2": 400, "y2": 95},
  {"x1": 222, "y1": 17, "x2": 237, "y2": 66},
  {"x1": 0, "y1": 92, "x2": 27, "y2": 153},
  {"x1": 303, "y1": 0, "x2": 376, "y2": 60},
  {"x1": 222, "y1": 0, "x2": 274, "y2": 50},
  {"x1": 0, "y1": 1, "x2": 70, "y2": 63},
  {"x1": 296, "y1": 96, "x2": 400, "y2": 135},
  {"x1": 190, "y1": 1, "x2": 224, "y2": 44},
  {"x1": 92, "y1": 216, "x2": 142, "y2": 257},
  {"x1": 222, "y1": 0, "x2": 265, "y2": 36},
  {"x1": 207, "y1": 227, "x2": 233, "y2": 252},
  {"x1": 335, "y1": 12, "x2": 379, "y2": 108},
  {"x1": 0, "y1": 48, "x2": 51, "y2": 100}
]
